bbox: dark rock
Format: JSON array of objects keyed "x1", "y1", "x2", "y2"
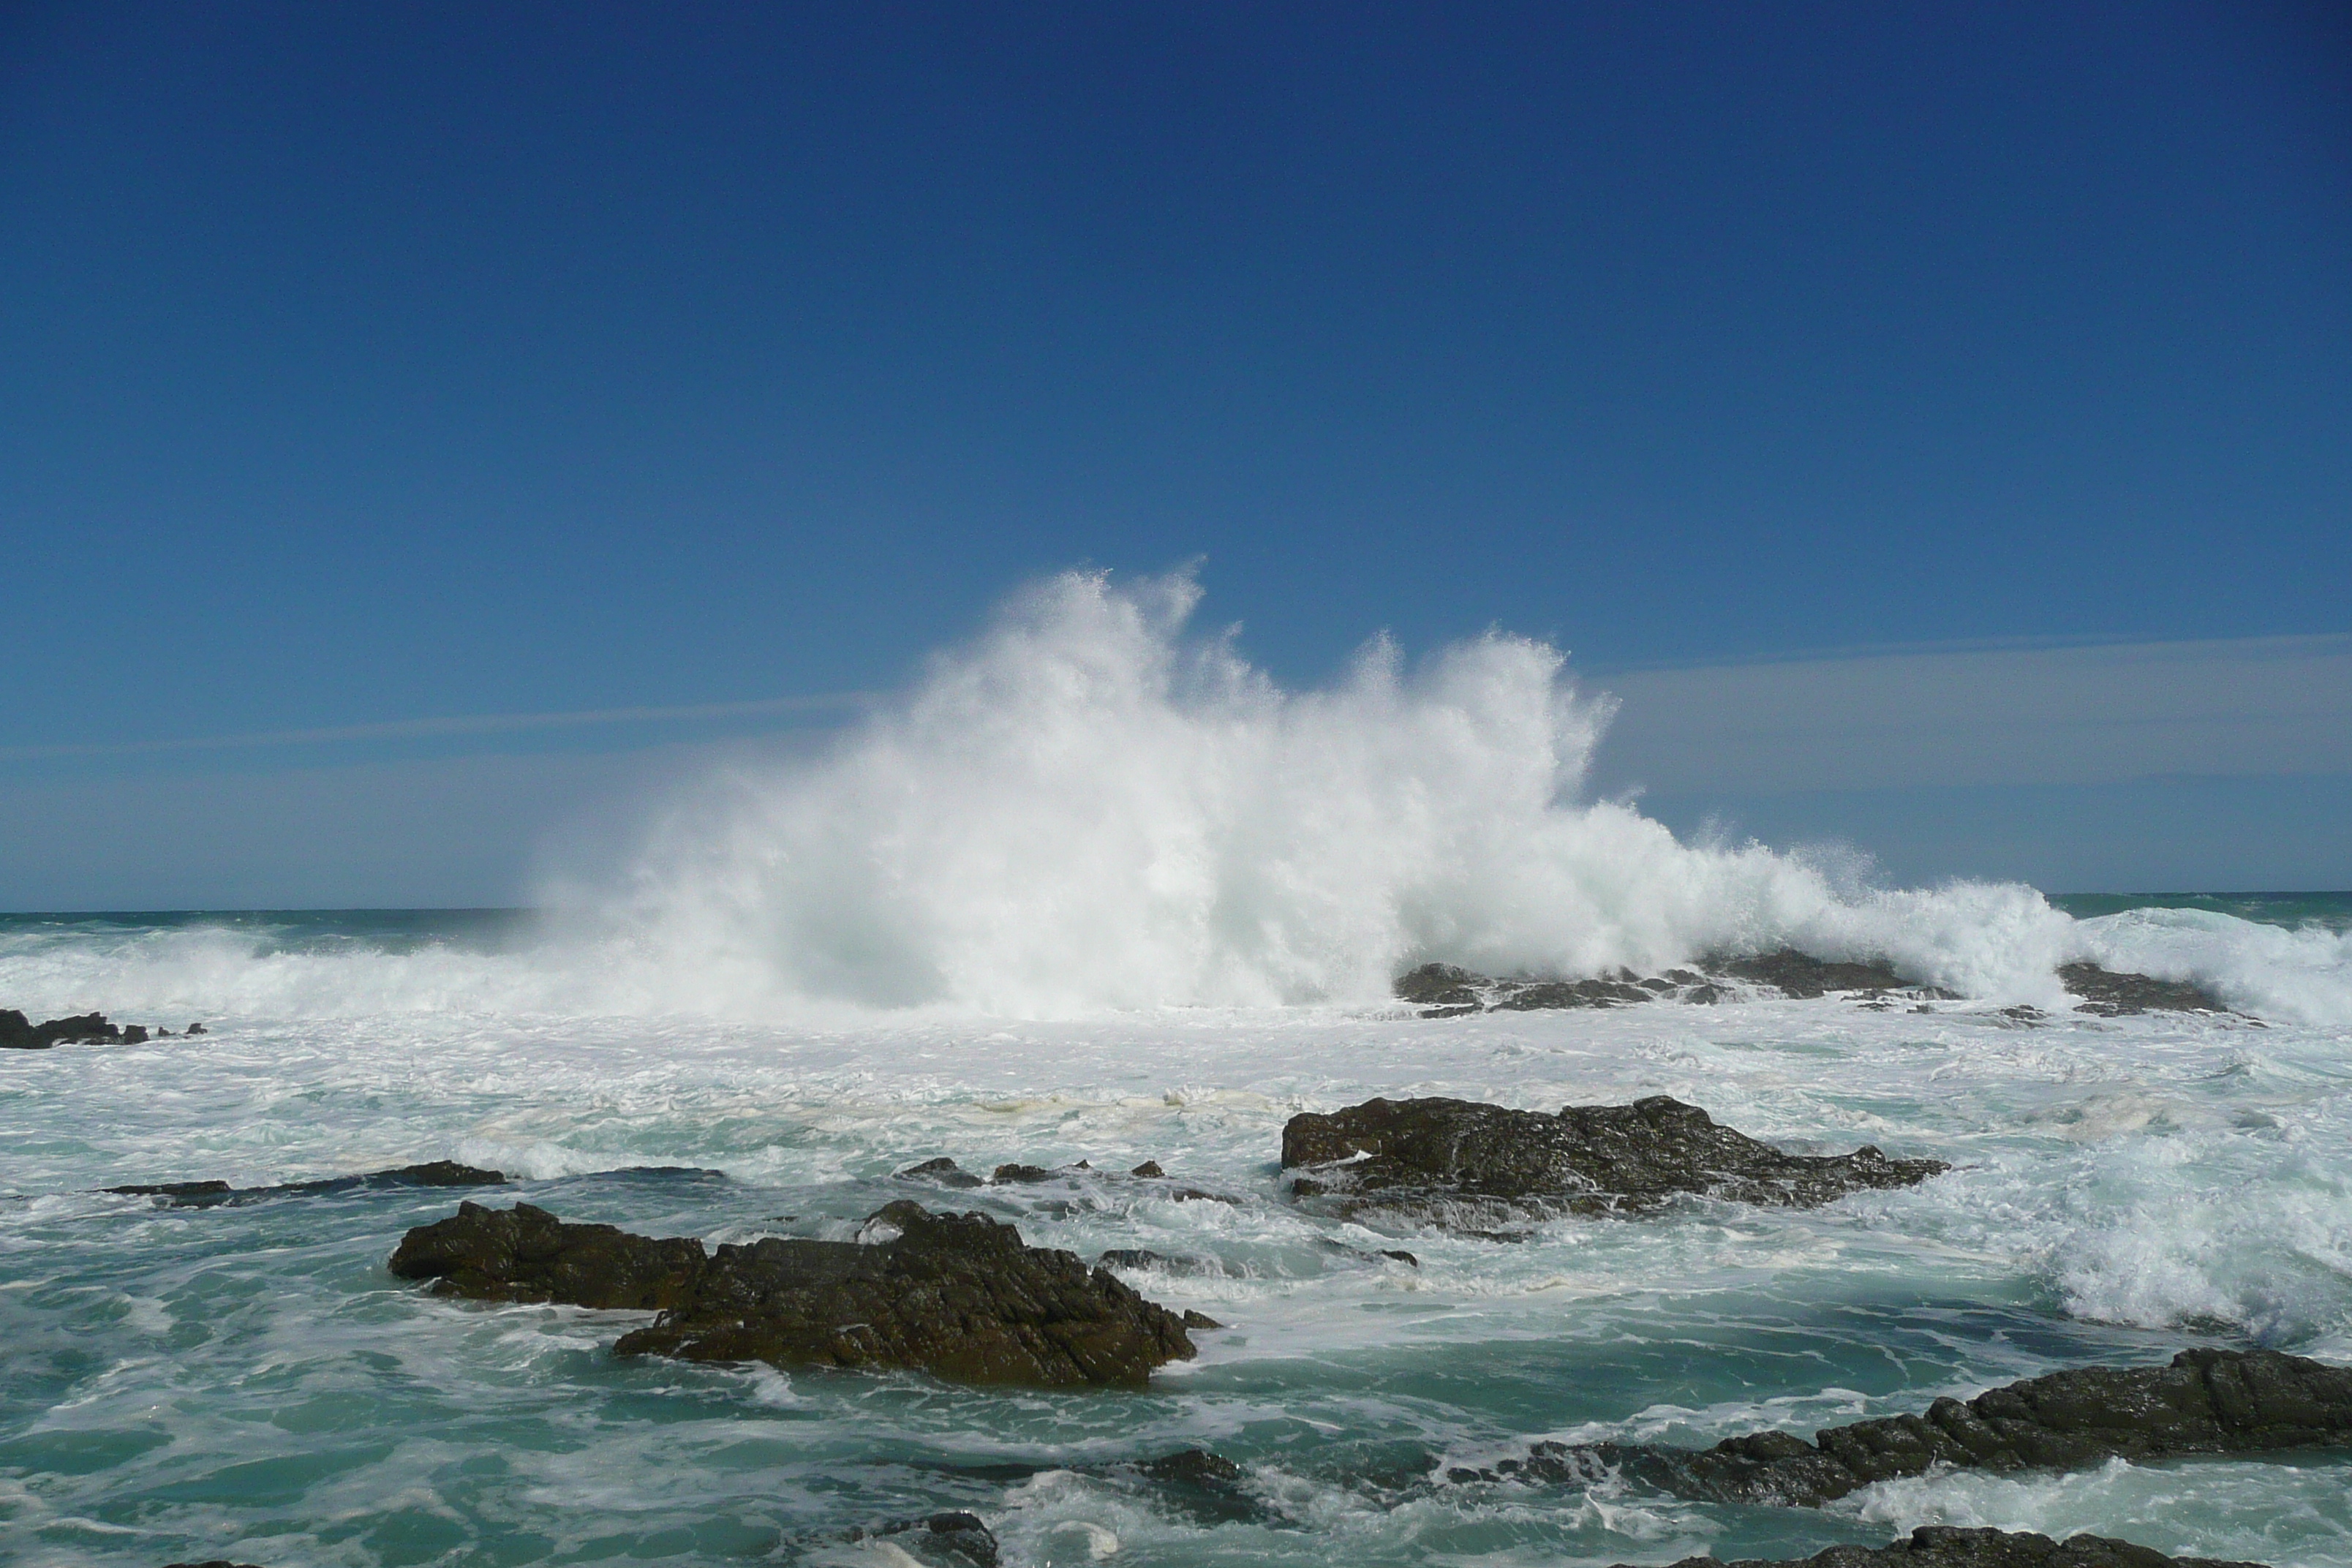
[
  {"x1": 162, "y1": 1561, "x2": 269, "y2": 1568},
  {"x1": 1395, "y1": 962, "x2": 1483, "y2": 1005},
  {"x1": 391, "y1": 1200, "x2": 706, "y2": 1308},
  {"x1": 396, "y1": 1199, "x2": 1198, "y2": 1388},
  {"x1": 1119, "y1": 1447, "x2": 1262, "y2": 1524},
  {"x1": 990, "y1": 1162, "x2": 1057, "y2": 1183},
  {"x1": 1717, "y1": 950, "x2": 1910, "y2": 998},
  {"x1": 1997, "y1": 1005, "x2": 2048, "y2": 1028},
  {"x1": 1180, "y1": 1309, "x2": 1223, "y2": 1330},
  {"x1": 1, "y1": 1009, "x2": 121, "y2": 1049},
  {"x1": 611, "y1": 1200, "x2": 1196, "y2": 1387},
  {"x1": 1491, "y1": 977, "x2": 1654, "y2": 1010},
  {"x1": 1139, "y1": 1447, "x2": 1245, "y2": 1487},
  {"x1": 121, "y1": 1025, "x2": 150, "y2": 1044},
  {"x1": 846, "y1": 1511, "x2": 1000, "y2": 1568},
  {"x1": 897, "y1": 1156, "x2": 986, "y2": 1188},
  {"x1": 1682, "y1": 983, "x2": 1730, "y2": 1004},
  {"x1": 115, "y1": 1161, "x2": 508, "y2": 1209},
  {"x1": 1282, "y1": 1095, "x2": 1945, "y2": 1221},
  {"x1": 1130, "y1": 1160, "x2": 1164, "y2": 1177},
  {"x1": 1612, "y1": 1526, "x2": 2264, "y2": 1568},
  {"x1": 185, "y1": 1022, "x2": 207, "y2": 1034},
  {"x1": 2060, "y1": 962, "x2": 2231, "y2": 1017},
  {"x1": 1544, "y1": 1348, "x2": 2352, "y2": 1507}
]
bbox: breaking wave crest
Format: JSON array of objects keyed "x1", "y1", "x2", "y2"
[
  {"x1": 596, "y1": 568, "x2": 2079, "y2": 1016},
  {"x1": 7, "y1": 570, "x2": 2345, "y2": 1022}
]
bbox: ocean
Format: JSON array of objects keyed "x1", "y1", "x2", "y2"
[{"x1": 4, "y1": 574, "x2": 2348, "y2": 1568}]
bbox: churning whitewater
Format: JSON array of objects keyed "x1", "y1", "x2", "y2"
[{"x1": 4, "y1": 571, "x2": 2349, "y2": 1568}]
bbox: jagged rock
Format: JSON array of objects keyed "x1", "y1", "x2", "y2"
[
  {"x1": 2060, "y1": 963, "x2": 2231, "y2": 1017},
  {"x1": 390, "y1": 1200, "x2": 706, "y2": 1308},
  {"x1": 1120, "y1": 1447, "x2": 1261, "y2": 1523},
  {"x1": 1283, "y1": 1095, "x2": 1945, "y2": 1221},
  {"x1": 162, "y1": 1561, "x2": 268, "y2": 1568},
  {"x1": 1395, "y1": 962, "x2": 1485, "y2": 1007},
  {"x1": 1716, "y1": 950, "x2": 1909, "y2": 997},
  {"x1": 1614, "y1": 1526, "x2": 2264, "y2": 1568},
  {"x1": 1491, "y1": 977, "x2": 1654, "y2": 1010},
  {"x1": 394, "y1": 1199, "x2": 1198, "y2": 1388},
  {"x1": 114, "y1": 1161, "x2": 507, "y2": 1209},
  {"x1": 1, "y1": 1009, "x2": 121, "y2": 1049},
  {"x1": 990, "y1": 1163, "x2": 1057, "y2": 1183},
  {"x1": 612, "y1": 1200, "x2": 1196, "y2": 1387},
  {"x1": 1526, "y1": 1348, "x2": 2352, "y2": 1507},
  {"x1": 897, "y1": 1156, "x2": 986, "y2": 1188},
  {"x1": 185, "y1": 1022, "x2": 207, "y2": 1034},
  {"x1": 844, "y1": 1511, "x2": 1000, "y2": 1568},
  {"x1": 1129, "y1": 1160, "x2": 1164, "y2": 1177}
]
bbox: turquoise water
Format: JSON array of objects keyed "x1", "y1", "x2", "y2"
[{"x1": 4, "y1": 902, "x2": 2351, "y2": 1568}]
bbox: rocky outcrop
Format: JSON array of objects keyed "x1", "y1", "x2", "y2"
[
  {"x1": 1504, "y1": 1348, "x2": 2352, "y2": 1506},
  {"x1": 1391, "y1": 953, "x2": 1953, "y2": 1017},
  {"x1": 392, "y1": 1199, "x2": 1200, "y2": 1389},
  {"x1": 1714, "y1": 951, "x2": 1916, "y2": 997},
  {"x1": 1282, "y1": 1095, "x2": 1945, "y2": 1221},
  {"x1": 390, "y1": 1199, "x2": 706, "y2": 1308},
  {"x1": 2059, "y1": 963, "x2": 2232, "y2": 1017},
  {"x1": 1615, "y1": 1526, "x2": 2264, "y2": 1568},
  {"x1": 113, "y1": 1161, "x2": 507, "y2": 1208}
]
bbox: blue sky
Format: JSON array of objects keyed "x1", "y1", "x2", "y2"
[{"x1": 2, "y1": 2, "x2": 2348, "y2": 907}]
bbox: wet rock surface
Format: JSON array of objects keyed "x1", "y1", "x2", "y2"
[
  {"x1": 3, "y1": 1007, "x2": 198, "y2": 1049},
  {"x1": 114, "y1": 1160, "x2": 507, "y2": 1208},
  {"x1": 1515, "y1": 1348, "x2": 2352, "y2": 1506},
  {"x1": 843, "y1": 1510, "x2": 1000, "y2": 1568},
  {"x1": 393, "y1": 1199, "x2": 1199, "y2": 1388},
  {"x1": 1616, "y1": 1526, "x2": 2265, "y2": 1568},
  {"x1": 2059, "y1": 962, "x2": 2234, "y2": 1016},
  {"x1": 1391, "y1": 953, "x2": 1954, "y2": 1017},
  {"x1": 1282, "y1": 1095, "x2": 1945, "y2": 1221},
  {"x1": 390, "y1": 1199, "x2": 709, "y2": 1309}
]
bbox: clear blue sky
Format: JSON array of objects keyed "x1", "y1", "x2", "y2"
[{"x1": 2, "y1": 2, "x2": 2348, "y2": 906}]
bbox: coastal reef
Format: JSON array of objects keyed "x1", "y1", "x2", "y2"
[
  {"x1": 1615, "y1": 1526, "x2": 2265, "y2": 1568},
  {"x1": 391, "y1": 1198, "x2": 1202, "y2": 1388},
  {"x1": 1282, "y1": 1094, "x2": 1946, "y2": 1222},
  {"x1": 111, "y1": 1161, "x2": 507, "y2": 1207},
  {"x1": 1394, "y1": 952, "x2": 2242, "y2": 1019},
  {"x1": 1478, "y1": 1348, "x2": 2352, "y2": 1504}
]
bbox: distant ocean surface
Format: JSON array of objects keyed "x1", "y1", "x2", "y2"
[
  {"x1": 5, "y1": 578, "x2": 2350, "y2": 1568},
  {"x1": 4, "y1": 892, "x2": 2349, "y2": 1568}
]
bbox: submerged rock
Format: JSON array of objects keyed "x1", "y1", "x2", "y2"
[
  {"x1": 1614, "y1": 1526, "x2": 2264, "y2": 1568},
  {"x1": 897, "y1": 1156, "x2": 987, "y2": 1188},
  {"x1": 843, "y1": 1511, "x2": 1000, "y2": 1568},
  {"x1": 2059, "y1": 963, "x2": 2233, "y2": 1017},
  {"x1": 113, "y1": 1161, "x2": 508, "y2": 1208},
  {"x1": 1282, "y1": 1095, "x2": 1945, "y2": 1221},
  {"x1": 392, "y1": 1199, "x2": 1199, "y2": 1389},
  {"x1": 1521, "y1": 1348, "x2": 2352, "y2": 1506}
]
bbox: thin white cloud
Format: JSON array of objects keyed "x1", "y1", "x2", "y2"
[
  {"x1": 1591, "y1": 633, "x2": 2352, "y2": 794},
  {"x1": 0, "y1": 691, "x2": 878, "y2": 763}
]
